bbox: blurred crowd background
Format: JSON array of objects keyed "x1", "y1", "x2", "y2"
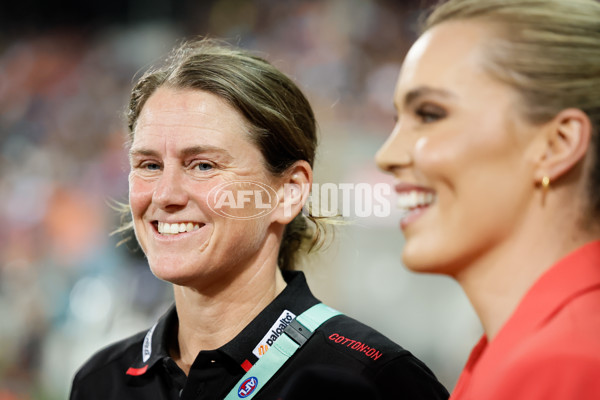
[{"x1": 0, "y1": 0, "x2": 482, "y2": 398}]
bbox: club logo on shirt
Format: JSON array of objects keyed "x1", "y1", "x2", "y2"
[
  {"x1": 252, "y1": 310, "x2": 296, "y2": 358},
  {"x1": 238, "y1": 376, "x2": 258, "y2": 398},
  {"x1": 142, "y1": 322, "x2": 158, "y2": 363}
]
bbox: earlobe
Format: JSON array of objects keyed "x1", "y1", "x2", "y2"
[{"x1": 534, "y1": 108, "x2": 592, "y2": 185}]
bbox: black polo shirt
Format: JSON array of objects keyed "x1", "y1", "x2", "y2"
[{"x1": 69, "y1": 271, "x2": 449, "y2": 399}]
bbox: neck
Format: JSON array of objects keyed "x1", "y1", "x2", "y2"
[
  {"x1": 171, "y1": 233, "x2": 287, "y2": 375},
  {"x1": 455, "y1": 189, "x2": 598, "y2": 341}
]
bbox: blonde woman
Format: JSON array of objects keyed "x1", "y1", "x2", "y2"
[{"x1": 376, "y1": 0, "x2": 600, "y2": 398}]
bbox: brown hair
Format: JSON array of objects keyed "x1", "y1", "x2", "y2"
[
  {"x1": 121, "y1": 38, "x2": 329, "y2": 270},
  {"x1": 424, "y1": 0, "x2": 600, "y2": 218}
]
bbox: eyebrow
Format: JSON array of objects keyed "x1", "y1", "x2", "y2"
[
  {"x1": 129, "y1": 145, "x2": 233, "y2": 161},
  {"x1": 395, "y1": 86, "x2": 456, "y2": 110}
]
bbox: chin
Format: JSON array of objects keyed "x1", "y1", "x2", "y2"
[
  {"x1": 401, "y1": 232, "x2": 450, "y2": 271},
  {"x1": 402, "y1": 244, "x2": 469, "y2": 278},
  {"x1": 401, "y1": 247, "x2": 446, "y2": 275},
  {"x1": 403, "y1": 259, "x2": 439, "y2": 274},
  {"x1": 147, "y1": 257, "x2": 197, "y2": 285}
]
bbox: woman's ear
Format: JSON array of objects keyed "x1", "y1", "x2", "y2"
[
  {"x1": 533, "y1": 108, "x2": 592, "y2": 184},
  {"x1": 271, "y1": 160, "x2": 312, "y2": 224}
]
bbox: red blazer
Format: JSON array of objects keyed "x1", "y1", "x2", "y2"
[{"x1": 451, "y1": 240, "x2": 600, "y2": 400}]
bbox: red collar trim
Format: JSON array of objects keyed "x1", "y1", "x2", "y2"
[{"x1": 126, "y1": 365, "x2": 149, "y2": 376}]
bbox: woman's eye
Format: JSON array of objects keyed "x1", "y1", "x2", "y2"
[
  {"x1": 415, "y1": 105, "x2": 446, "y2": 123},
  {"x1": 144, "y1": 162, "x2": 161, "y2": 171},
  {"x1": 195, "y1": 162, "x2": 213, "y2": 171}
]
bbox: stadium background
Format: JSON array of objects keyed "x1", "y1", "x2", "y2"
[{"x1": 0, "y1": 0, "x2": 481, "y2": 398}]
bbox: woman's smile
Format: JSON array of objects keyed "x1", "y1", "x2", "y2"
[
  {"x1": 129, "y1": 87, "x2": 278, "y2": 286},
  {"x1": 155, "y1": 221, "x2": 203, "y2": 235},
  {"x1": 394, "y1": 184, "x2": 436, "y2": 230}
]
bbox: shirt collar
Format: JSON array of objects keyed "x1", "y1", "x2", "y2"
[
  {"x1": 461, "y1": 240, "x2": 600, "y2": 374},
  {"x1": 494, "y1": 239, "x2": 600, "y2": 343},
  {"x1": 125, "y1": 303, "x2": 177, "y2": 376},
  {"x1": 451, "y1": 240, "x2": 600, "y2": 397},
  {"x1": 126, "y1": 270, "x2": 320, "y2": 377}
]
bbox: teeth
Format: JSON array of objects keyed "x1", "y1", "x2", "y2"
[
  {"x1": 397, "y1": 191, "x2": 435, "y2": 210},
  {"x1": 157, "y1": 222, "x2": 201, "y2": 235}
]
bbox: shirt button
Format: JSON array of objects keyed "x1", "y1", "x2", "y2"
[{"x1": 179, "y1": 389, "x2": 183, "y2": 398}]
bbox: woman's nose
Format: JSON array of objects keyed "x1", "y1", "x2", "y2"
[
  {"x1": 375, "y1": 124, "x2": 413, "y2": 173},
  {"x1": 152, "y1": 167, "x2": 189, "y2": 210}
]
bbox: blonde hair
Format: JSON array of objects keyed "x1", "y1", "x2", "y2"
[{"x1": 424, "y1": 0, "x2": 600, "y2": 217}]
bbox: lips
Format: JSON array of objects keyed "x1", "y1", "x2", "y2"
[{"x1": 394, "y1": 183, "x2": 436, "y2": 229}]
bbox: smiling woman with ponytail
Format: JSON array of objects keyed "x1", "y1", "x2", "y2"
[{"x1": 69, "y1": 38, "x2": 449, "y2": 400}]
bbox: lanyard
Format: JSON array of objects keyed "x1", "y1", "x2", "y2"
[{"x1": 224, "y1": 303, "x2": 342, "y2": 400}]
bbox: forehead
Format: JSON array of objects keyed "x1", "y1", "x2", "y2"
[
  {"x1": 396, "y1": 20, "x2": 493, "y2": 98},
  {"x1": 131, "y1": 87, "x2": 257, "y2": 155},
  {"x1": 135, "y1": 87, "x2": 248, "y2": 135}
]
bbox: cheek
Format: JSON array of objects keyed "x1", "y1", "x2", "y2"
[
  {"x1": 413, "y1": 135, "x2": 463, "y2": 179},
  {"x1": 413, "y1": 131, "x2": 504, "y2": 182},
  {"x1": 129, "y1": 175, "x2": 154, "y2": 215}
]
